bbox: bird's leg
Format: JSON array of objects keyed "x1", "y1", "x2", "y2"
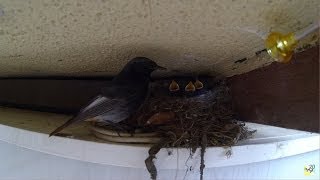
[
  {"x1": 118, "y1": 123, "x2": 136, "y2": 136},
  {"x1": 85, "y1": 118, "x2": 98, "y2": 126},
  {"x1": 90, "y1": 121, "x2": 96, "y2": 126},
  {"x1": 91, "y1": 121, "x2": 123, "y2": 136},
  {"x1": 105, "y1": 121, "x2": 134, "y2": 137}
]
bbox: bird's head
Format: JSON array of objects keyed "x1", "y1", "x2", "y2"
[
  {"x1": 114, "y1": 57, "x2": 166, "y2": 83},
  {"x1": 126, "y1": 57, "x2": 166, "y2": 75}
]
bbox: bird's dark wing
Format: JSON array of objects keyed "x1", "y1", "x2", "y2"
[
  {"x1": 74, "y1": 95, "x2": 118, "y2": 120},
  {"x1": 49, "y1": 86, "x2": 141, "y2": 136}
]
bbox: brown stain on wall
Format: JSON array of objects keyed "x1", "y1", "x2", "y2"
[{"x1": 229, "y1": 46, "x2": 319, "y2": 132}]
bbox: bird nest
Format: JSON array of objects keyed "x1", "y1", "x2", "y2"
[{"x1": 91, "y1": 77, "x2": 256, "y2": 180}]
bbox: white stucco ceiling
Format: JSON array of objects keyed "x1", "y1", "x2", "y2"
[{"x1": 0, "y1": 0, "x2": 318, "y2": 77}]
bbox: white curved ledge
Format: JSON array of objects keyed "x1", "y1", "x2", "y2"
[{"x1": 0, "y1": 108, "x2": 319, "y2": 169}]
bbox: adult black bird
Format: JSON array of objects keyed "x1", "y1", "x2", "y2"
[{"x1": 49, "y1": 57, "x2": 166, "y2": 137}]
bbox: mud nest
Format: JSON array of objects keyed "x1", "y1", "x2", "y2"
[
  {"x1": 139, "y1": 80, "x2": 253, "y2": 143},
  {"x1": 133, "y1": 77, "x2": 256, "y2": 180},
  {"x1": 94, "y1": 77, "x2": 256, "y2": 180}
]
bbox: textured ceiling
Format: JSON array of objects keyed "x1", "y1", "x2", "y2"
[{"x1": 0, "y1": 0, "x2": 319, "y2": 77}]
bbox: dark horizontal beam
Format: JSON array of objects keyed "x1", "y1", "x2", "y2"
[
  {"x1": 0, "y1": 76, "x2": 113, "y2": 80},
  {"x1": 0, "y1": 79, "x2": 108, "y2": 114},
  {"x1": 0, "y1": 75, "x2": 215, "y2": 114},
  {"x1": 0, "y1": 47, "x2": 318, "y2": 132}
]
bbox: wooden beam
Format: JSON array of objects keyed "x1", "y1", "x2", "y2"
[
  {"x1": 0, "y1": 47, "x2": 318, "y2": 132},
  {"x1": 0, "y1": 80, "x2": 108, "y2": 114}
]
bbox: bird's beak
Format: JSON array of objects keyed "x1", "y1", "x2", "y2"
[{"x1": 156, "y1": 65, "x2": 166, "y2": 70}]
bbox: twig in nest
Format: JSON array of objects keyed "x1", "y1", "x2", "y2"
[
  {"x1": 200, "y1": 128, "x2": 208, "y2": 180},
  {"x1": 145, "y1": 138, "x2": 172, "y2": 180},
  {"x1": 172, "y1": 131, "x2": 188, "y2": 147}
]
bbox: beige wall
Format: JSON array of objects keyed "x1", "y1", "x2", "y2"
[{"x1": 0, "y1": 0, "x2": 318, "y2": 77}]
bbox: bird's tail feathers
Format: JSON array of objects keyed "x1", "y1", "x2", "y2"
[{"x1": 49, "y1": 116, "x2": 79, "y2": 137}]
